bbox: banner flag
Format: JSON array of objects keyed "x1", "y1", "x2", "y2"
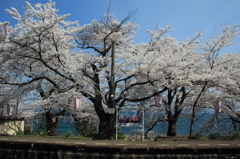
[
  {"x1": 74, "y1": 98, "x2": 83, "y2": 109},
  {"x1": 218, "y1": 101, "x2": 222, "y2": 113},
  {"x1": 8, "y1": 99, "x2": 17, "y2": 116},
  {"x1": 214, "y1": 101, "x2": 222, "y2": 120},
  {"x1": 8, "y1": 105, "x2": 14, "y2": 116},
  {"x1": 214, "y1": 101, "x2": 222, "y2": 113},
  {"x1": 154, "y1": 95, "x2": 163, "y2": 107},
  {"x1": 52, "y1": 117, "x2": 56, "y2": 123}
]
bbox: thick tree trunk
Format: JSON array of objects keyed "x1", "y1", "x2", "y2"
[
  {"x1": 92, "y1": 93, "x2": 116, "y2": 139},
  {"x1": 98, "y1": 114, "x2": 115, "y2": 139},
  {"x1": 167, "y1": 120, "x2": 177, "y2": 136},
  {"x1": 45, "y1": 111, "x2": 59, "y2": 136}
]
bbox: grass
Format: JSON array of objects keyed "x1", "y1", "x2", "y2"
[
  {"x1": 12, "y1": 130, "x2": 240, "y2": 141},
  {"x1": 15, "y1": 134, "x2": 92, "y2": 140},
  {"x1": 208, "y1": 133, "x2": 220, "y2": 139}
]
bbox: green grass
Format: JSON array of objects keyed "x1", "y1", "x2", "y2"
[
  {"x1": 12, "y1": 131, "x2": 240, "y2": 141},
  {"x1": 208, "y1": 133, "x2": 220, "y2": 139}
]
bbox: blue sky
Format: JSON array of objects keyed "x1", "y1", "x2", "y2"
[{"x1": 0, "y1": 0, "x2": 239, "y2": 53}]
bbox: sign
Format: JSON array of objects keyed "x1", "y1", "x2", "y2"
[
  {"x1": 74, "y1": 98, "x2": 83, "y2": 109},
  {"x1": 118, "y1": 109, "x2": 143, "y2": 123},
  {"x1": 108, "y1": 108, "x2": 115, "y2": 114},
  {"x1": 154, "y1": 95, "x2": 163, "y2": 107}
]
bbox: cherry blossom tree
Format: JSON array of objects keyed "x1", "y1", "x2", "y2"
[
  {"x1": 0, "y1": 1, "x2": 239, "y2": 139},
  {"x1": 126, "y1": 24, "x2": 239, "y2": 137},
  {"x1": 0, "y1": 1, "x2": 89, "y2": 135}
]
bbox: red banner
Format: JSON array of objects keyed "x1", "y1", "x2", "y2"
[
  {"x1": 8, "y1": 99, "x2": 17, "y2": 116},
  {"x1": 214, "y1": 101, "x2": 222, "y2": 120},
  {"x1": 214, "y1": 101, "x2": 222, "y2": 113},
  {"x1": 8, "y1": 105, "x2": 14, "y2": 116},
  {"x1": 52, "y1": 117, "x2": 56, "y2": 123},
  {"x1": 74, "y1": 98, "x2": 83, "y2": 109},
  {"x1": 154, "y1": 95, "x2": 163, "y2": 107}
]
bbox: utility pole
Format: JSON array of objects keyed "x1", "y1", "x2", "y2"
[{"x1": 108, "y1": 40, "x2": 115, "y2": 139}]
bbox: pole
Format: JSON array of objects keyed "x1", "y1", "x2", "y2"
[
  {"x1": 31, "y1": 121, "x2": 33, "y2": 134},
  {"x1": 109, "y1": 40, "x2": 115, "y2": 139},
  {"x1": 142, "y1": 108, "x2": 144, "y2": 140},
  {"x1": 116, "y1": 106, "x2": 118, "y2": 140},
  {"x1": 109, "y1": 40, "x2": 115, "y2": 108}
]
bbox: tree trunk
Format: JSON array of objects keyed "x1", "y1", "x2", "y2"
[
  {"x1": 189, "y1": 118, "x2": 194, "y2": 137},
  {"x1": 98, "y1": 114, "x2": 115, "y2": 139},
  {"x1": 92, "y1": 94, "x2": 116, "y2": 139},
  {"x1": 167, "y1": 119, "x2": 177, "y2": 136},
  {"x1": 45, "y1": 111, "x2": 59, "y2": 136},
  {"x1": 189, "y1": 84, "x2": 207, "y2": 137}
]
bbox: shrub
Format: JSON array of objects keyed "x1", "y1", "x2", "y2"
[
  {"x1": 208, "y1": 133, "x2": 220, "y2": 139},
  {"x1": 191, "y1": 133, "x2": 202, "y2": 139},
  {"x1": 73, "y1": 120, "x2": 97, "y2": 137},
  {"x1": 117, "y1": 131, "x2": 126, "y2": 140},
  {"x1": 37, "y1": 130, "x2": 48, "y2": 136},
  {"x1": 77, "y1": 135, "x2": 89, "y2": 139},
  {"x1": 24, "y1": 127, "x2": 32, "y2": 135},
  {"x1": 62, "y1": 131, "x2": 74, "y2": 138},
  {"x1": 228, "y1": 132, "x2": 239, "y2": 139},
  {"x1": 38, "y1": 121, "x2": 46, "y2": 131},
  {"x1": 16, "y1": 131, "x2": 24, "y2": 135}
]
